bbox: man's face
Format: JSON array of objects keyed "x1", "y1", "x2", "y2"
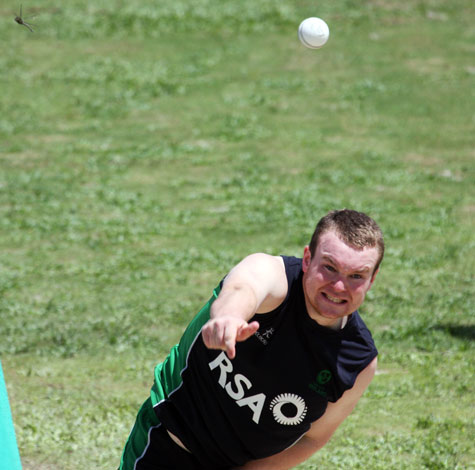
[{"x1": 302, "y1": 230, "x2": 380, "y2": 328}]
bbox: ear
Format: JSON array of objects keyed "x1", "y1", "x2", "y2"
[
  {"x1": 302, "y1": 246, "x2": 312, "y2": 273},
  {"x1": 368, "y1": 268, "x2": 379, "y2": 289}
]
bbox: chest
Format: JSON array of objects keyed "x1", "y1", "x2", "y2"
[{"x1": 204, "y1": 312, "x2": 344, "y2": 430}]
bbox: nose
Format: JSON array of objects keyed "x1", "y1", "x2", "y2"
[{"x1": 333, "y1": 278, "x2": 346, "y2": 292}]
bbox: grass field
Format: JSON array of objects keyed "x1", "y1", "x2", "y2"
[{"x1": 0, "y1": 0, "x2": 474, "y2": 468}]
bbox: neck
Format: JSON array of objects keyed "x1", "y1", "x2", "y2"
[{"x1": 309, "y1": 311, "x2": 347, "y2": 330}]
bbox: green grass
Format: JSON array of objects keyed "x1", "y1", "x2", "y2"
[{"x1": 0, "y1": 0, "x2": 474, "y2": 468}]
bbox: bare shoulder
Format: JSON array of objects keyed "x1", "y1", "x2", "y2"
[
  {"x1": 245, "y1": 253, "x2": 286, "y2": 271},
  {"x1": 226, "y1": 253, "x2": 285, "y2": 279},
  {"x1": 225, "y1": 253, "x2": 288, "y2": 313}
]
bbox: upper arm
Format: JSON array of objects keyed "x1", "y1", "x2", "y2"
[
  {"x1": 304, "y1": 357, "x2": 378, "y2": 448},
  {"x1": 221, "y1": 253, "x2": 288, "y2": 313}
]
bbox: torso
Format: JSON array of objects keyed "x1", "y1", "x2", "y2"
[{"x1": 152, "y1": 256, "x2": 378, "y2": 468}]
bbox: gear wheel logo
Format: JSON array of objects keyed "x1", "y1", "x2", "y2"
[{"x1": 269, "y1": 393, "x2": 307, "y2": 425}]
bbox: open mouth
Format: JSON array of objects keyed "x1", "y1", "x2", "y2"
[{"x1": 322, "y1": 293, "x2": 347, "y2": 304}]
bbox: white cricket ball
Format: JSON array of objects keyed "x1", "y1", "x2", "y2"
[{"x1": 298, "y1": 17, "x2": 330, "y2": 49}]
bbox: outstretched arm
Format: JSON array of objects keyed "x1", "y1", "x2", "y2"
[
  {"x1": 234, "y1": 357, "x2": 378, "y2": 469},
  {"x1": 202, "y1": 253, "x2": 288, "y2": 359}
]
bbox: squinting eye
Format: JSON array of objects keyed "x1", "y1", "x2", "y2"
[
  {"x1": 325, "y1": 265, "x2": 336, "y2": 272},
  {"x1": 350, "y1": 274, "x2": 363, "y2": 279}
]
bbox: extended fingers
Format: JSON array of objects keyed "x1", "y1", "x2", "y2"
[
  {"x1": 202, "y1": 318, "x2": 258, "y2": 359},
  {"x1": 202, "y1": 320, "x2": 224, "y2": 350},
  {"x1": 223, "y1": 324, "x2": 238, "y2": 359},
  {"x1": 202, "y1": 319, "x2": 238, "y2": 357}
]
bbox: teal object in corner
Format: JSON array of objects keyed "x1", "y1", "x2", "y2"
[{"x1": 0, "y1": 361, "x2": 22, "y2": 470}]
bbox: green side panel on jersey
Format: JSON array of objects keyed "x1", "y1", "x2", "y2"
[{"x1": 151, "y1": 285, "x2": 221, "y2": 405}]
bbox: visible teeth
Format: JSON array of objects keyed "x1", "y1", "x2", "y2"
[{"x1": 326, "y1": 294, "x2": 344, "y2": 303}]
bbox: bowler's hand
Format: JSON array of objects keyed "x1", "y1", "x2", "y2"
[{"x1": 202, "y1": 317, "x2": 260, "y2": 360}]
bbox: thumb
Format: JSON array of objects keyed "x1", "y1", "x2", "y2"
[{"x1": 236, "y1": 321, "x2": 260, "y2": 342}]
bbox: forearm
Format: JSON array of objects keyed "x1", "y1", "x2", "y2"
[
  {"x1": 210, "y1": 283, "x2": 259, "y2": 321},
  {"x1": 234, "y1": 436, "x2": 323, "y2": 470},
  {"x1": 202, "y1": 253, "x2": 287, "y2": 358},
  {"x1": 203, "y1": 282, "x2": 261, "y2": 359}
]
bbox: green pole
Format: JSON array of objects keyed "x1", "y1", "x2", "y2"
[{"x1": 0, "y1": 361, "x2": 22, "y2": 470}]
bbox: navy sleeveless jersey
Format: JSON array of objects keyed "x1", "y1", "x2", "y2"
[{"x1": 153, "y1": 256, "x2": 378, "y2": 468}]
